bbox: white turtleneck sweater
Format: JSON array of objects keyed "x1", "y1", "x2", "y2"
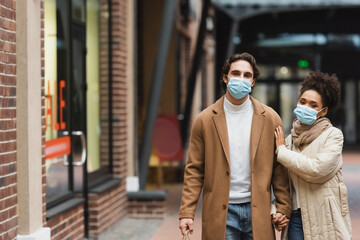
[{"x1": 224, "y1": 96, "x2": 254, "y2": 204}]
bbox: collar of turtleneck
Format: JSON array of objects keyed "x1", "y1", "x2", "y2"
[{"x1": 224, "y1": 95, "x2": 252, "y2": 114}]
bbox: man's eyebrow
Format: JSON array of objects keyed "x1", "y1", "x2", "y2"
[{"x1": 230, "y1": 70, "x2": 252, "y2": 74}]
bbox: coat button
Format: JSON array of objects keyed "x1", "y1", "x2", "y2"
[
  {"x1": 226, "y1": 171, "x2": 229, "y2": 176},
  {"x1": 222, "y1": 204, "x2": 227, "y2": 209}
]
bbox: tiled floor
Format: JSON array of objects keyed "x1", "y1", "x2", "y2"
[
  {"x1": 99, "y1": 152, "x2": 360, "y2": 240},
  {"x1": 149, "y1": 184, "x2": 202, "y2": 240}
]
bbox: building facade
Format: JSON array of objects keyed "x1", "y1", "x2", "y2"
[
  {"x1": 2, "y1": 0, "x2": 360, "y2": 239},
  {"x1": 1, "y1": 0, "x2": 214, "y2": 239},
  {"x1": 1, "y1": 0, "x2": 133, "y2": 239}
]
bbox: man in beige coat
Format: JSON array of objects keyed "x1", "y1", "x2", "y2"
[{"x1": 179, "y1": 53, "x2": 292, "y2": 239}]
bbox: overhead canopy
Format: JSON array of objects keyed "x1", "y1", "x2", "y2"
[
  {"x1": 212, "y1": 0, "x2": 360, "y2": 7},
  {"x1": 213, "y1": 3, "x2": 360, "y2": 97}
]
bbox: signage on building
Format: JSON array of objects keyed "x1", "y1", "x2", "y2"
[
  {"x1": 45, "y1": 79, "x2": 68, "y2": 160},
  {"x1": 46, "y1": 80, "x2": 66, "y2": 131}
]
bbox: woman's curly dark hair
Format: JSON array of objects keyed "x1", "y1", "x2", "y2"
[
  {"x1": 299, "y1": 70, "x2": 341, "y2": 112},
  {"x1": 220, "y1": 52, "x2": 260, "y2": 91}
]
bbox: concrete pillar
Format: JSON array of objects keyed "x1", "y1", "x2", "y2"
[{"x1": 16, "y1": 0, "x2": 50, "y2": 239}]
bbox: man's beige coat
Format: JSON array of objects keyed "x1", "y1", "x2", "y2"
[
  {"x1": 277, "y1": 127, "x2": 352, "y2": 240},
  {"x1": 179, "y1": 96, "x2": 292, "y2": 240}
]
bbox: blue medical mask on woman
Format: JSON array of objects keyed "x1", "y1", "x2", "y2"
[
  {"x1": 227, "y1": 77, "x2": 252, "y2": 99},
  {"x1": 294, "y1": 104, "x2": 324, "y2": 125}
]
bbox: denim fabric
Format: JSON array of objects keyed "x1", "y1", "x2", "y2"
[
  {"x1": 225, "y1": 202, "x2": 253, "y2": 240},
  {"x1": 288, "y1": 209, "x2": 304, "y2": 240}
]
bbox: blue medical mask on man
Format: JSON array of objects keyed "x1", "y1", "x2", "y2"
[
  {"x1": 227, "y1": 76, "x2": 252, "y2": 99},
  {"x1": 294, "y1": 104, "x2": 324, "y2": 125}
]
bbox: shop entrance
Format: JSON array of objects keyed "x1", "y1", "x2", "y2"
[
  {"x1": 44, "y1": 0, "x2": 89, "y2": 234},
  {"x1": 44, "y1": 0, "x2": 112, "y2": 237}
]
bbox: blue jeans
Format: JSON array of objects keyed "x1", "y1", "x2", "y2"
[
  {"x1": 288, "y1": 209, "x2": 304, "y2": 240},
  {"x1": 225, "y1": 203, "x2": 253, "y2": 240}
]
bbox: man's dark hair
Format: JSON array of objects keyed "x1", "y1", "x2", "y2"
[
  {"x1": 300, "y1": 70, "x2": 341, "y2": 112},
  {"x1": 220, "y1": 52, "x2": 260, "y2": 91}
]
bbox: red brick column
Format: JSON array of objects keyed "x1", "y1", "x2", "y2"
[
  {"x1": 0, "y1": 0, "x2": 18, "y2": 239},
  {"x1": 111, "y1": 0, "x2": 128, "y2": 179}
]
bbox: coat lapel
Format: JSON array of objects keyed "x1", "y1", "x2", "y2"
[
  {"x1": 250, "y1": 96, "x2": 265, "y2": 163},
  {"x1": 212, "y1": 97, "x2": 230, "y2": 166}
]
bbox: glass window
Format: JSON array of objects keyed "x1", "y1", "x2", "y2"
[
  {"x1": 45, "y1": 0, "x2": 112, "y2": 205},
  {"x1": 86, "y1": 0, "x2": 110, "y2": 175},
  {"x1": 72, "y1": 0, "x2": 86, "y2": 22},
  {"x1": 44, "y1": 0, "x2": 71, "y2": 203}
]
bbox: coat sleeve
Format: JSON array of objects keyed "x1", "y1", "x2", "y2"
[
  {"x1": 272, "y1": 115, "x2": 292, "y2": 218},
  {"x1": 179, "y1": 115, "x2": 205, "y2": 220},
  {"x1": 277, "y1": 128, "x2": 343, "y2": 184}
]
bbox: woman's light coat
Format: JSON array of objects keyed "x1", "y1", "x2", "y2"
[{"x1": 277, "y1": 127, "x2": 352, "y2": 240}]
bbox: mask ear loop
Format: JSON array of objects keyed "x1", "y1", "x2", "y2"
[{"x1": 317, "y1": 107, "x2": 327, "y2": 118}]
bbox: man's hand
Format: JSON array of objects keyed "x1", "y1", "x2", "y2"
[
  {"x1": 275, "y1": 126, "x2": 286, "y2": 149},
  {"x1": 179, "y1": 218, "x2": 194, "y2": 235},
  {"x1": 272, "y1": 212, "x2": 289, "y2": 232}
]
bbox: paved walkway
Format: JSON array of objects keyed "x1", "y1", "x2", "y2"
[{"x1": 99, "y1": 152, "x2": 360, "y2": 240}]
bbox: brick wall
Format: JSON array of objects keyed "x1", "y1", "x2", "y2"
[
  {"x1": 88, "y1": 184, "x2": 127, "y2": 237},
  {"x1": 100, "y1": 0, "x2": 110, "y2": 169},
  {"x1": 0, "y1": 0, "x2": 18, "y2": 239},
  {"x1": 46, "y1": 205, "x2": 84, "y2": 240},
  {"x1": 128, "y1": 199, "x2": 166, "y2": 219},
  {"x1": 111, "y1": 0, "x2": 128, "y2": 180}
]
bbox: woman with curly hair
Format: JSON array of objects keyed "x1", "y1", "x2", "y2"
[{"x1": 274, "y1": 71, "x2": 352, "y2": 240}]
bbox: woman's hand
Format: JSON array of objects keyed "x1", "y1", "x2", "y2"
[{"x1": 275, "y1": 126, "x2": 286, "y2": 148}]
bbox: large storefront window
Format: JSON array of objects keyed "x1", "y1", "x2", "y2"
[
  {"x1": 87, "y1": 0, "x2": 111, "y2": 176},
  {"x1": 73, "y1": 0, "x2": 86, "y2": 22},
  {"x1": 44, "y1": 0, "x2": 111, "y2": 205},
  {"x1": 44, "y1": 0, "x2": 71, "y2": 204}
]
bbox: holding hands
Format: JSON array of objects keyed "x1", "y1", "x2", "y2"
[{"x1": 272, "y1": 212, "x2": 289, "y2": 232}]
